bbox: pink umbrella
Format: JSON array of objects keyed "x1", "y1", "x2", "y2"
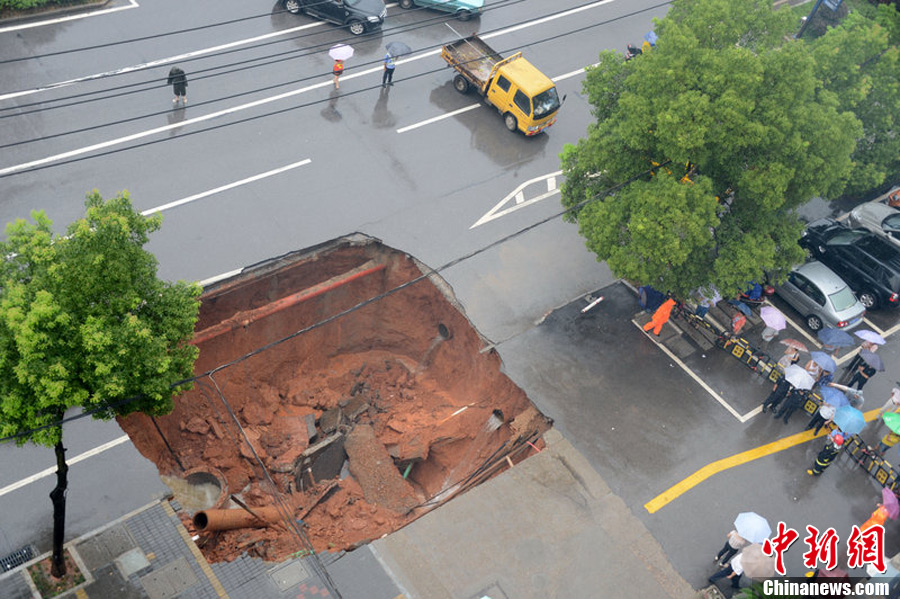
[{"x1": 882, "y1": 487, "x2": 899, "y2": 520}]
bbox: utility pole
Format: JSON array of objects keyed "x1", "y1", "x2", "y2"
[{"x1": 795, "y1": 0, "x2": 824, "y2": 39}]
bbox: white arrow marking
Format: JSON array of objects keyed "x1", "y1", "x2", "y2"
[{"x1": 471, "y1": 170, "x2": 563, "y2": 229}]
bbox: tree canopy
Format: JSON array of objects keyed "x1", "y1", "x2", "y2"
[
  {"x1": 0, "y1": 191, "x2": 201, "y2": 447},
  {"x1": 560, "y1": 0, "x2": 867, "y2": 298}
]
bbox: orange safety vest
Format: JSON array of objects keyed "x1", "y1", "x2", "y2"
[{"x1": 333, "y1": 61, "x2": 344, "y2": 75}]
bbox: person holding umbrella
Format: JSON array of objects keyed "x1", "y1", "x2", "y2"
[
  {"x1": 808, "y1": 431, "x2": 844, "y2": 476},
  {"x1": 714, "y1": 529, "x2": 748, "y2": 567},
  {"x1": 708, "y1": 551, "x2": 745, "y2": 590},
  {"x1": 876, "y1": 412, "x2": 900, "y2": 455},
  {"x1": 329, "y1": 44, "x2": 354, "y2": 89},
  {"x1": 848, "y1": 350, "x2": 882, "y2": 390},
  {"x1": 167, "y1": 66, "x2": 188, "y2": 105},
  {"x1": 382, "y1": 52, "x2": 395, "y2": 87}
]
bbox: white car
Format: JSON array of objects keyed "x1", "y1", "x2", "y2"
[{"x1": 848, "y1": 201, "x2": 900, "y2": 248}]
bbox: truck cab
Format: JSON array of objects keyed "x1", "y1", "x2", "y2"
[{"x1": 485, "y1": 58, "x2": 561, "y2": 135}]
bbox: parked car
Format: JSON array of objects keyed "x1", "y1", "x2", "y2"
[
  {"x1": 800, "y1": 218, "x2": 900, "y2": 309},
  {"x1": 398, "y1": 0, "x2": 483, "y2": 20},
  {"x1": 774, "y1": 261, "x2": 865, "y2": 331},
  {"x1": 848, "y1": 201, "x2": 900, "y2": 248},
  {"x1": 282, "y1": 0, "x2": 386, "y2": 35}
]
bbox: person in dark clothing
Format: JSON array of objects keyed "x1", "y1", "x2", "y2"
[
  {"x1": 167, "y1": 67, "x2": 188, "y2": 104},
  {"x1": 762, "y1": 378, "x2": 792, "y2": 413},
  {"x1": 382, "y1": 52, "x2": 395, "y2": 87},
  {"x1": 775, "y1": 388, "x2": 805, "y2": 424},
  {"x1": 808, "y1": 433, "x2": 844, "y2": 476},
  {"x1": 805, "y1": 402, "x2": 836, "y2": 435},
  {"x1": 848, "y1": 362, "x2": 877, "y2": 390}
]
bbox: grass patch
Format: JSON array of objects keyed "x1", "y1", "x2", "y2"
[{"x1": 27, "y1": 550, "x2": 85, "y2": 599}]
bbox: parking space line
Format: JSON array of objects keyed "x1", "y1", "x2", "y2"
[
  {"x1": 763, "y1": 299, "x2": 820, "y2": 348},
  {"x1": 862, "y1": 319, "x2": 887, "y2": 337},
  {"x1": 631, "y1": 320, "x2": 746, "y2": 422},
  {"x1": 0, "y1": 0, "x2": 138, "y2": 34},
  {"x1": 881, "y1": 320, "x2": 900, "y2": 338},
  {"x1": 644, "y1": 406, "x2": 883, "y2": 514}
]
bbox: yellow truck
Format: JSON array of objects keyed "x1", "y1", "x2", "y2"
[{"x1": 441, "y1": 34, "x2": 563, "y2": 136}]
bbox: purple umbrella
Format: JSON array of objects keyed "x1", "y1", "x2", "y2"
[
  {"x1": 855, "y1": 330, "x2": 886, "y2": 345},
  {"x1": 760, "y1": 306, "x2": 787, "y2": 331},
  {"x1": 861, "y1": 350, "x2": 885, "y2": 372},
  {"x1": 882, "y1": 487, "x2": 899, "y2": 520}
]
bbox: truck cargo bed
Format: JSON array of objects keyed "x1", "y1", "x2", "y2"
[{"x1": 442, "y1": 36, "x2": 502, "y2": 88}]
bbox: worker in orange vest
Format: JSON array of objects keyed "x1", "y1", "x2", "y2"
[{"x1": 643, "y1": 298, "x2": 676, "y2": 336}]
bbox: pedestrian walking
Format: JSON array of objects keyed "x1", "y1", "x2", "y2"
[
  {"x1": 847, "y1": 361, "x2": 877, "y2": 390},
  {"x1": 805, "y1": 402, "x2": 836, "y2": 436},
  {"x1": 762, "y1": 378, "x2": 792, "y2": 413},
  {"x1": 807, "y1": 432, "x2": 844, "y2": 476},
  {"x1": 333, "y1": 59, "x2": 344, "y2": 89},
  {"x1": 167, "y1": 67, "x2": 188, "y2": 104},
  {"x1": 714, "y1": 530, "x2": 749, "y2": 567},
  {"x1": 775, "y1": 388, "x2": 805, "y2": 424},
  {"x1": 643, "y1": 298, "x2": 676, "y2": 336},
  {"x1": 708, "y1": 551, "x2": 744, "y2": 590},
  {"x1": 382, "y1": 52, "x2": 395, "y2": 87},
  {"x1": 876, "y1": 431, "x2": 900, "y2": 456}
]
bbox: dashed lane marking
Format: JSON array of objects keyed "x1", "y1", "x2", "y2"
[{"x1": 0, "y1": 0, "x2": 138, "y2": 34}]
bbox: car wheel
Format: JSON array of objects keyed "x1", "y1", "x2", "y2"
[
  {"x1": 283, "y1": 0, "x2": 301, "y2": 14},
  {"x1": 504, "y1": 113, "x2": 518, "y2": 132},
  {"x1": 806, "y1": 314, "x2": 823, "y2": 331},
  {"x1": 859, "y1": 290, "x2": 879, "y2": 309},
  {"x1": 453, "y1": 75, "x2": 469, "y2": 94},
  {"x1": 347, "y1": 19, "x2": 365, "y2": 35},
  {"x1": 456, "y1": 9, "x2": 472, "y2": 20},
  {"x1": 399, "y1": 0, "x2": 413, "y2": 7}
]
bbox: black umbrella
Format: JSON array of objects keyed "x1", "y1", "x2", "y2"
[{"x1": 386, "y1": 41, "x2": 412, "y2": 58}]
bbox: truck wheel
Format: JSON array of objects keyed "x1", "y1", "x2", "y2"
[
  {"x1": 453, "y1": 75, "x2": 469, "y2": 94},
  {"x1": 283, "y1": 0, "x2": 301, "y2": 14},
  {"x1": 399, "y1": 0, "x2": 413, "y2": 8},
  {"x1": 504, "y1": 113, "x2": 518, "y2": 132},
  {"x1": 456, "y1": 9, "x2": 472, "y2": 20},
  {"x1": 347, "y1": 20, "x2": 365, "y2": 35}
]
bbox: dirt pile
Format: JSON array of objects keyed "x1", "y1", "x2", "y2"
[{"x1": 118, "y1": 235, "x2": 550, "y2": 562}]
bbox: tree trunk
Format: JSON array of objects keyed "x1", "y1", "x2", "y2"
[{"x1": 49, "y1": 440, "x2": 68, "y2": 578}]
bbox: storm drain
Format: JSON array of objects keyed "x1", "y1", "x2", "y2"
[
  {"x1": 139, "y1": 557, "x2": 199, "y2": 599},
  {"x1": 0, "y1": 545, "x2": 34, "y2": 571}
]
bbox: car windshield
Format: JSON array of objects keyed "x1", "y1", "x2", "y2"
[
  {"x1": 884, "y1": 214, "x2": 900, "y2": 232},
  {"x1": 828, "y1": 286, "x2": 858, "y2": 312},
  {"x1": 532, "y1": 87, "x2": 561, "y2": 119},
  {"x1": 826, "y1": 230, "x2": 868, "y2": 246}
]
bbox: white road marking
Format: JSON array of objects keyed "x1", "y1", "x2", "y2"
[
  {"x1": 471, "y1": 171, "x2": 563, "y2": 228},
  {"x1": 0, "y1": 435, "x2": 129, "y2": 498},
  {"x1": 861, "y1": 319, "x2": 886, "y2": 336},
  {"x1": 631, "y1": 319, "x2": 747, "y2": 422},
  {"x1": 0, "y1": 21, "x2": 325, "y2": 102},
  {"x1": 396, "y1": 104, "x2": 480, "y2": 133},
  {"x1": 0, "y1": 0, "x2": 138, "y2": 34},
  {"x1": 141, "y1": 158, "x2": 311, "y2": 215}
]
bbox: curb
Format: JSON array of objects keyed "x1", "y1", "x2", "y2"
[{"x1": 0, "y1": 0, "x2": 110, "y2": 27}]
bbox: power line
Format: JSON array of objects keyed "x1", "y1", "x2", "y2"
[
  {"x1": 0, "y1": 0, "x2": 671, "y2": 171},
  {"x1": 0, "y1": 162, "x2": 662, "y2": 444},
  {"x1": 0, "y1": 0, "x2": 527, "y2": 111}
]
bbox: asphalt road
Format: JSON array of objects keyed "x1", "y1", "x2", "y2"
[{"x1": 4, "y1": 0, "x2": 900, "y2": 593}]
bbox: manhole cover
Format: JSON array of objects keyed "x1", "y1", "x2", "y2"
[
  {"x1": 115, "y1": 547, "x2": 151, "y2": 578},
  {"x1": 269, "y1": 559, "x2": 311, "y2": 591},
  {"x1": 139, "y1": 558, "x2": 198, "y2": 599}
]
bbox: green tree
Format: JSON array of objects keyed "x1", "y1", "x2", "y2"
[
  {"x1": 0, "y1": 192, "x2": 201, "y2": 577},
  {"x1": 810, "y1": 5, "x2": 900, "y2": 196},
  {"x1": 560, "y1": 0, "x2": 862, "y2": 298}
]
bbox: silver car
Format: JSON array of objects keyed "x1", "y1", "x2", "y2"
[
  {"x1": 848, "y1": 201, "x2": 900, "y2": 248},
  {"x1": 775, "y1": 261, "x2": 866, "y2": 331}
]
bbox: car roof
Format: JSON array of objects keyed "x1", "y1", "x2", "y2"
[
  {"x1": 794, "y1": 261, "x2": 850, "y2": 295},
  {"x1": 856, "y1": 201, "x2": 898, "y2": 221}
]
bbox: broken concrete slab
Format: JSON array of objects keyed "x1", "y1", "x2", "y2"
[
  {"x1": 345, "y1": 424, "x2": 418, "y2": 514},
  {"x1": 305, "y1": 414, "x2": 317, "y2": 443},
  {"x1": 320, "y1": 407, "x2": 343, "y2": 435},
  {"x1": 340, "y1": 395, "x2": 370, "y2": 421}
]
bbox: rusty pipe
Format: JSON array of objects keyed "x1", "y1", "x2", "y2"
[{"x1": 193, "y1": 506, "x2": 287, "y2": 532}]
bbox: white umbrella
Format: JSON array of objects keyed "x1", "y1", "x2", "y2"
[
  {"x1": 329, "y1": 44, "x2": 354, "y2": 61},
  {"x1": 784, "y1": 364, "x2": 815, "y2": 390},
  {"x1": 734, "y1": 512, "x2": 771, "y2": 544}
]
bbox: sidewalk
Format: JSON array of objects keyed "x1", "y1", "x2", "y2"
[{"x1": 0, "y1": 428, "x2": 699, "y2": 599}]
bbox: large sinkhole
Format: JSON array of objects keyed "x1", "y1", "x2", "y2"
[{"x1": 118, "y1": 234, "x2": 551, "y2": 563}]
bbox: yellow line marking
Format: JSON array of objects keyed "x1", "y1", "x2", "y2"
[
  {"x1": 644, "y1": 407, "x2": 882, "y2": 514},
  {"x1": 75, "y1": 589, "x2": 88, "y2": 599},
  {"x1": 162, "y1": 501, "x2": 229, "y2": 598}
]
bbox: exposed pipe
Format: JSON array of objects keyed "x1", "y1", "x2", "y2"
[
  {"x1": 192, "y1": 261, "x2": 386, "y2": 345},
  {"x1": 193, "y1": 506, "x2": 286, "y2": 532}
]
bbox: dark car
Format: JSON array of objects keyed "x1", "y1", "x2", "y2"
[
  {"x1": 800, "y1": 218, "x2": 900, "y2": 309},
  {"x1": 283, "y1": 0, "x2": 386, "y2": 35}
]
